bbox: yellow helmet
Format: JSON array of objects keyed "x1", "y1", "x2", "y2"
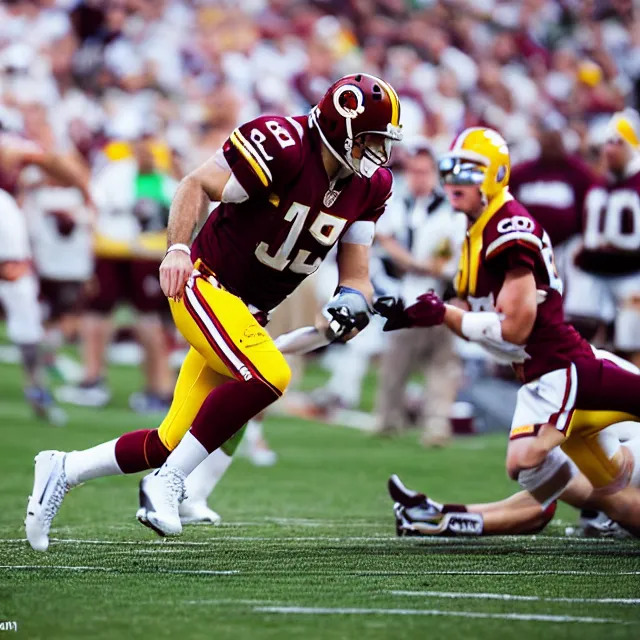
[
  {"x1": 605, "y1": 108, "x2": 640, "y2": 151},
  {"x1": 439, "y1": 127, "x2": 510, "y2": 201}
]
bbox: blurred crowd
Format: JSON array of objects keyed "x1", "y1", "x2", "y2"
[{"x1": 1, "y1": 0, "x2": 639, "y2": 448}]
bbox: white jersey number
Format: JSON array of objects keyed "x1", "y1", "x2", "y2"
[
  {"x1": 250, "y1": 121, "x2": 296, "y2": 162},
  {"x1": 255, "y1": 202, "x2": 347, "y2": 275},
  {"x1": 584, "y1": 188, "x2": 640, "y2": 252}
]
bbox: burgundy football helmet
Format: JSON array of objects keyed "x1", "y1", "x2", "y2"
[{"x1": 310, "y1": 73, "x2": 403, "y2": 178}]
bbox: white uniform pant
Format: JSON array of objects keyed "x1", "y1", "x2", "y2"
[{"x1": 0, "y1": 274, "x2": 44, "y2": 345}]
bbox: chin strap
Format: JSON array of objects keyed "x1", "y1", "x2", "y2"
[{"x1": 309, "y1": 108, "x2": 355, "y2": 176}]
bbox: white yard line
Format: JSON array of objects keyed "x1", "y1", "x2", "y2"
[
  {"x1": 0, "y1": 536, "x2": 397, "y2": 545},
  {"x1": 0, "y1": 565, "x2": 238, "y2": 575},
  {"x1": 0, "y1": 560, "x2": 638, "y2": 578},
  {"x1": 185, "y1": 599, "x2": 275, "y2": 606},
  {"x1": 390, "y1": 591, "x2": 640, "y2": 605},
  {"x1": 0, "y1": 534, "x2": 627, "y2": 546},
  {"x1": 253, "y1": 606, "x2": 623, "y2": 624}
]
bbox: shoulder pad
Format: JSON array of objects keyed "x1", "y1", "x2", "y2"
[
  {"x1": 223, "y1": 115, "x2": 305, "y2": 194},
  {"x1": 484, "y1": 202, "x2": 543, "y2": 261}
]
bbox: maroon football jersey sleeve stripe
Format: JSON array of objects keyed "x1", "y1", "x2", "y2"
[{"x1": 222, "y1": 116, "x2": 305, "y2": 200}]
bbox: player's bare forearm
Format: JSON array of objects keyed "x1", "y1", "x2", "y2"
[
  {"x1": 443, "y1": 304, "x2": 465, "y2": 337},
  {"x1": 337, "y1": 242, "x2": 374, "y2": 302},
  {"x1": 166, "y1": 176, "x2": 208, "y2": 248},
  {"x1": 167, "y1": 156, "x2": 232, "y2": 248}
]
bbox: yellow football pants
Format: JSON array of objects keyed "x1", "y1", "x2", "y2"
[
  {"x1": 563, "y1": 410, "x2": 640, "y2": 490},
  {"x1": 157, "y1": 272, "x2": 291, "y2": 451}
]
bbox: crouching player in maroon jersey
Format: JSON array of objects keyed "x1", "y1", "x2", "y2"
[
  {"x1": 25, "y1": 74, "x2": 403, "y2": 549},
  {"x1": 376, "y1": 127, "x2": 640, "y2": 537}
]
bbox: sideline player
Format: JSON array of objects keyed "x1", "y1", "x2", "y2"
[
  {"x1": 0, "y1": 120, "x2": 92, "y2": 422},
  {"x1": 26, "y1": 73, "x2": 403, "y2": 549},
  {"x1": 563, "y1": 109, "x2": 640, "y2": 367},
  {"x1": 375, "y1": 127, "x2": 640, "y2": 536}
]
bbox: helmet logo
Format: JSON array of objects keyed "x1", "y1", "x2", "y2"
[{"x1": 334, "y1": 85, "x2": 365, "y2": 119}]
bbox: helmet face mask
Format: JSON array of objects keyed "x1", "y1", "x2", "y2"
[
  {"x1": 311, "y1": 74, "x2": 402, "y2": 178},
  {"x1": 444, "y1": 127, "x2": 510, "y2": 203},
  {"x1": 352, "y1": 132, "x2": 397, "y2": 178},
  {"x1": 438, "y1": 157, "x2": 485, "y2": 187}
]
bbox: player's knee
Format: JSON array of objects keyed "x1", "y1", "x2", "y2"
[
  {"x1": 506, "y1": 439, "x2": 549, "y2": 480},
  {"x1": 515, "y1": 448, "x2": 577, "y2": 509}
]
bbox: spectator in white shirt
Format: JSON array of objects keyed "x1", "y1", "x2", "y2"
[{"x1": 374, "y1": 141, "x2": 466, "y2": 446}]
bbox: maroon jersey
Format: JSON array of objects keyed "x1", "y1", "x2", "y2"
[
  {"x1": 577, "y1": 167, "x2": 640, "y2": 275},
  {"x1": 0, "y1": 132, "x2": 40, "y2": 197},
  {"x1": 455, "y1": 192, "x2": 593, "y2": 382},
  {"x1": 509, "y1": 155, "x2": 598, "y2": 248},
  {"x1": 191, "y1": 115, "x2": 392, "y2": 312}
]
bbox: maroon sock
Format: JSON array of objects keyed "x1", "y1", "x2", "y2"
[
  {"x1": 114, "y1": 429, "x2": 170, "y2": 473},
  {"x1": 191, "y1": 378, "x2": 279, "y2": 453},
  {"x1": 442, "y1": 504, "x2": 468, "y2": 513}
]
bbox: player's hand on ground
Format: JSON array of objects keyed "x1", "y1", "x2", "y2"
[{"x1": 160, "y1": 250, "x2": 193, "y2": 301}]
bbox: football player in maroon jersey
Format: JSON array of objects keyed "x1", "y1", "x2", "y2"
[
  {"x1": 387, "y1": 407, "x2": 640, "y2": 538},
  {"x1": 376, "y1": 127, "x2": 640, "y2": 537},
  {"x1": 26, "y1": 74, "x2": 403, "y2": 550},
  {"x1": 564, "y1": 108, "x2": 640, "y2": 368}
]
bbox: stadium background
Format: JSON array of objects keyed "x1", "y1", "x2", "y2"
[{"x1": 1, "y1": 1, "x2": 640, "y2": 639}]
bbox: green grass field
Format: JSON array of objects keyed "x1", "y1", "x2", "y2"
[{"x1": 1, "y1": 358, "x2": 639, "y2": 640}]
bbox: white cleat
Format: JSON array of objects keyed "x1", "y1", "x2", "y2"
[
  {"x1": 237, "y1": 439, "x2": 278, "y2": 467},
  {"x1": 25, "y1": 451, "x2": 69, "y2": 551},
  {"x1": 137, "y1": 467, "x2": 186, "y2": 537},
  {"x1": 179, "y1": 497, "x2": 222, "y2": 526}
]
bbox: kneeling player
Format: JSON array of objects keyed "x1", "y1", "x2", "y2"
[
  {"x1": 389, "y1": 415, "x2": 640, "y2": 538},
  {"x1": 376, "y1": 127, "x2": 640, "y2": 536}
]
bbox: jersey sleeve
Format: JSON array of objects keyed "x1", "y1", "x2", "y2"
[
  {"x1": 342, "y1": 168, "x2": 393, "y2": 246},
  {"x1": 483, "y1": 209, "x2": 545, "y2": 274},
  {"x1": 222, "y1": 115, "x2": 304, "y2": 198},
  {"x1": 483, "y1": 211, "x2": 543, "y2": 264}
]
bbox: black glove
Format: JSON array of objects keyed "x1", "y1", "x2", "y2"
[
  {"x1": 322, "y1": 286, "x2": 371, "y2": 340},
  {"x1": 373, "y1": 295, "x2": 411, "y2": 332}
]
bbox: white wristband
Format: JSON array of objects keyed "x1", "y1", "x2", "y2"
[{"x1": 166, "y1": 243, "x2": 191, "y2": 257}]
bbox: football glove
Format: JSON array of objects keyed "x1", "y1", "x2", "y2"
[
  {"x1": 322, "y1": 286, "x2": 371, "y2": 340},
  {"x1": 374, "y1": 291, "x2": 446, "y2": 332},
  {"x1": 373, "y1": 295, "x2": 411, "y2": 331}
]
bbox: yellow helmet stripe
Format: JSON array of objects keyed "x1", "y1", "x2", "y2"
[
  {"x1": 376, "y1": 78, "x2": 400, "y2": 127},
  {"x1": 230, "y1": 129, "x2": 270, "y2": 187}
]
